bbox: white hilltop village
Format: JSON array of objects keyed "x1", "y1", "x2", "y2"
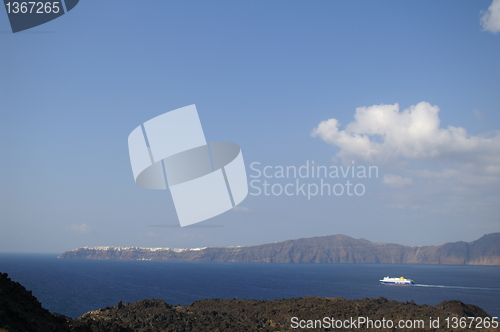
[
  {"x1": 59, "y1": 245, "x2": 250, "y2": 261},
  {"x1": 80, "y1": 246, "x2": 210, "y2": 253}
]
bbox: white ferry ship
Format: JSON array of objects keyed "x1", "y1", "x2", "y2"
[{"x1": 379, "y1": 276, "x2": 414, "y2": 285}]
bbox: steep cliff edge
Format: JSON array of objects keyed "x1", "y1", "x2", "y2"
[{"x1": 0, "y1": 273, "x2": 69, "y2": 332}]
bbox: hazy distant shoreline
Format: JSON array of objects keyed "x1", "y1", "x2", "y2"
[{"x1": 59, "y1": 233, "x2": 500, "y2": 266}]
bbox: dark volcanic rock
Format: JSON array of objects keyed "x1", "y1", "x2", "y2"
[
  {"x1": 73, "y1": 297, "x2": 494, "y2": 332},
  {"x1": 0, "y1": 272, "x2": 69, "y2": 332},
  {"x1": 59, "y1": 233, "x2": 500, "y2": 266},
  {"x1": 435, "y1": 300, "x2": 491, "y2": 318},
  {"x1": 0, "y1": 272, "x2": 496, "y2": 332}
]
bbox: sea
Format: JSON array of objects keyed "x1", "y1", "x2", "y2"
[{"x1": 0, "y1": 253, "x2": 499, "y2": 319}]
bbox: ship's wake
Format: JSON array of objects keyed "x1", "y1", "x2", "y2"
[{"x1": 413, "y1": 284, "x2": 500, "y2": 291}]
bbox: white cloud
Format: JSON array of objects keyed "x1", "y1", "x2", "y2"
[
  {"x1": 312, "y1": 102, "x2": 500, "y2": 207},
  {"x1": 232, "y1": 206, "x2": 252, "y2": 213},
  {"x1": 311, "y1": 102, "x2": 500, "y2": 169},
  {"x1": 70, "y1": 223, "x2": 90, "y2": 233},
  {"x1": 481, "y1": 0, "x2": 500, "y2": 33},
  {"x1": 383, "y1": 174, "x2": 413, "y2": 188},
  {"x1": 473, "y1": 109, "x2": 484, "y2": 121}
]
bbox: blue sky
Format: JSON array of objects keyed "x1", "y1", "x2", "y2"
[{"x1": 1, "y1": 1, "x2": 499, "y2": 253}]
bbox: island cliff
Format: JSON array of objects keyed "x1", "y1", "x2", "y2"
[{"x1": 59, "y1": 233, "x2": 500, "y2": 265}]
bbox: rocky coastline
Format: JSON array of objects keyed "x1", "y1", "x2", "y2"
[{"x1": 1, "y1": 272, "x2": 497, "y2": 332}]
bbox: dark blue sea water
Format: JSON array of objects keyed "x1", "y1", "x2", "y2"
[{"x1": 0, "y1": 253, "x2": 499, "y2": 319}]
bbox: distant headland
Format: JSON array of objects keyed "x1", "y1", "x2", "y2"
[{"x1": 58, "y1": 233, "x2": 500, "y2": 265}]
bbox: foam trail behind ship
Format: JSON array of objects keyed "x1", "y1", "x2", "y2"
[{"x1": 413, "y1": 284, "x2": 500, "y2": 291}]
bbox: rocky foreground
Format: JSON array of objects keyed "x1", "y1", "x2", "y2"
[
  {"x1": 59, "y1": 233, "x2": 500, "y2": 265},
  {"x1": 1, "y1": 272, "x2": 497, "y2": 332}
]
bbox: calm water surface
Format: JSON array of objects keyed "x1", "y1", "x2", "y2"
[{"x1": 0, "y1": 253, "x2": 499, "y2": 318}]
